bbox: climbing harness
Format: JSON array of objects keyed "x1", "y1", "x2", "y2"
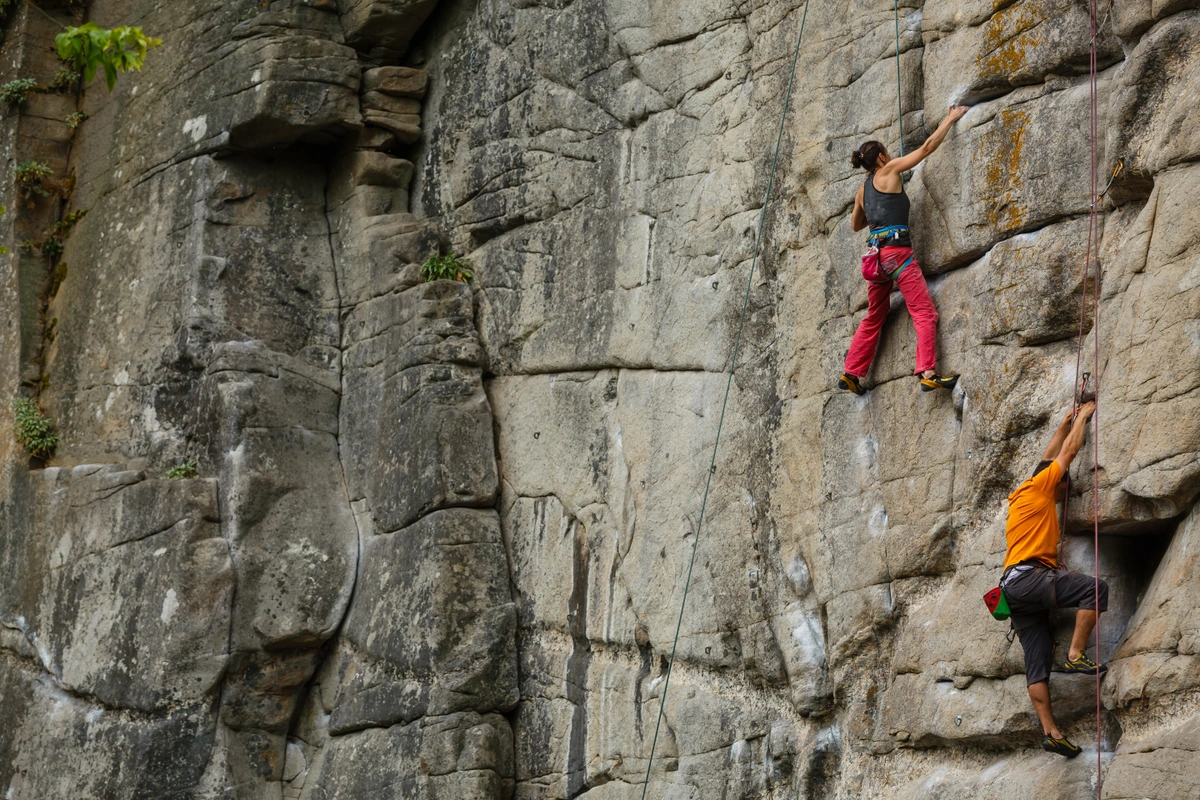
[
  {"x1": 865, "y1": 224, "x2": 910, "y2": 248},
  {"x1": 636, "y1": 2, "x2": 811, "y2": 796}
]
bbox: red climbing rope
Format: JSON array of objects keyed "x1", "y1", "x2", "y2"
[
  {"x1": 1088, "y1": 0, "x2": 1104, "y2": 790},
  {"x1": 1066, "y1": 0, "x2": 1106, "y2": 793},
  {"x1": 1064, "y1": 1, "x2": 1104, "y2": 793}
]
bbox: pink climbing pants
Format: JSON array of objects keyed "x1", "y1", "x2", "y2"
[{"x1": 843, "y1": 246, "x2": 939, "y2": 378}]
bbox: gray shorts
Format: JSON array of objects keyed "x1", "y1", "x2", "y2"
[{"x1": 1002, "y1": 565, "x2": 1109, "y2": 686}]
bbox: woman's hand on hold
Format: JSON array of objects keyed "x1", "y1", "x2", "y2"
[{"x1": 947, "y1": 105, "x2": 968, "y2": 124}]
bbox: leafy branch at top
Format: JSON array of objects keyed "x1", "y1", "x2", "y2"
[{"x1": 55, "y1": 23, "x2": 162, "y2": 91}]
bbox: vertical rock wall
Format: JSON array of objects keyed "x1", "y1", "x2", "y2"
[{"x1": 1, "y1": 0, "x2": 1200, "y2": 798}]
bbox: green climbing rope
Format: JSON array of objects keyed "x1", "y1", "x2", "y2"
[{"x1": 637, "y1": 2, "x2": 812, "y2": 796}]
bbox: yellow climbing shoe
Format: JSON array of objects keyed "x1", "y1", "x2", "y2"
[
  {"x1": 1063, "y1": 651, "x2": 1107, "y2": 675},
  {"x1": 1042, "y1": 735, "x2": 1082, "y2": 758},
  {"x1": 919, "y1": 374, "x2": 958, "y2": 392},
  {"x1": 838, "y1": 373, "x2": 866, "y2": 395}
]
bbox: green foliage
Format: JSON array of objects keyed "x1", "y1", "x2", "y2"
[
  {"x1": 65, "y1": 111, "x2": 87, "y2": 129},
  {"x1": 13, "y1": 397, "x2": 58, "y2": 459},
  {"x1": 55, "y1": 23, "x2": 163, "y2": 91},
  {"x1": 51, "y1": 66, "x2": 80, "y2": 91},
  {"x1": 51, "y1": 208, "x2": 87, "y2": 237},
  {"x1": 21, "y1": 209, "x2": 85, "y2": 262},
  {"x1": 39, "y1": 237, "x2": 63, "y2": 260},
  {"x1": 48, "y1": 261, "x2": 67, "y2": 298},
  {"x1": 165, "y1": 459, "x2": 199, "y2": 479},
  {"x1": 13, "y1": 160, "x2": 52, "y2": 198},
  {"x1": 0, "y1": 78, "x2": 38, "y2": 107},
  {"x1": 420, "y1": 253, "x2": 474, "y2": 283}
]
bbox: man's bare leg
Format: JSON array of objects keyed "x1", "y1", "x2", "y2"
[
  {"x1": 1028, "y1": 680, "x2": 1061, "y2": 738},
  {"x1": 1069, "y1": 609, "x2": 1097, "y2": 661}
]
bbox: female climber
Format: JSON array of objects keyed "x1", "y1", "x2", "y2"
[{"x1": 837, "y1": 104, "x2": 969, "y2": 395}]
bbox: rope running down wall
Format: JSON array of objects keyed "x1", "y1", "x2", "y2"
[{"x1": 637, "y1": 2, "x2": 811, "y2": 795}]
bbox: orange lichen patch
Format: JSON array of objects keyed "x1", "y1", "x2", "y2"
[
  {"x1": 977, "y1": 2, "x2": 1047, "y2": 82},
  {"x1": 977, "y1": 107, "x2": 1030, "y2": 234}
]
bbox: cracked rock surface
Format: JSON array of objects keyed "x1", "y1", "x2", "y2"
[{"x1": 2, "y1": 0, "x2": 1200, "y2": 798}]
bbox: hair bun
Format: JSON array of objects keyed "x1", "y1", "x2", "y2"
[{"x1": 852, "y1": 140, "x2": 886, "y2": 172}]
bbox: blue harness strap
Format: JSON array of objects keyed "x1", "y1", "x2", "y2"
[{"x1": 867, "y1": 224, "x2": 909, "y2": 247}]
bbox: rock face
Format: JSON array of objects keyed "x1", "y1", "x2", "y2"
[{"x1": 2, "y1": 0, "x2": 1200, "y2": 798}]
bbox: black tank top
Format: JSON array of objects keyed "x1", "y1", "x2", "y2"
[{"x1": 864, "y1": 174, "x2": 911, "y2": 243}]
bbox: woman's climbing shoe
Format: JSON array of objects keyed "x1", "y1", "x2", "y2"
[
  {"x1": 919, "y1": 374, "x2": 958, "y2": 392},
  {"x1": 838, "y1": 374, "x2": 866, "y2": 395},
  {"x1": 1042, "y1": 735, "x2": 1082, "y2": 758},
  {"x1": 1062, "y1": 652, "x2": 1108, "y2": 675}
]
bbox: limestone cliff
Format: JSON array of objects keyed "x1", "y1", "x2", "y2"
[{"x1": 1, "y1": 0, "x2": 1198, "y2": 798}]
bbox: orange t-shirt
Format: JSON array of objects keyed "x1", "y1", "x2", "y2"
[{"x1": 1003, "y1": 460, "x2": 1062, "y2": 569}]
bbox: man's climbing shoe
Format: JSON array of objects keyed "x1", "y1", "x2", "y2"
[
  {"x1": 919, "y1": 374, "x2": 958, "y2": 392},
  {"x1": 838, "y1": 373, "x2": 866, "y2": 395},
  {"x1": 1042, "y1": 735, "x2": 1082, "y2": 758},
  {"x1": 1062, "y1": 651, "x2": 1108, "y2": 675}
]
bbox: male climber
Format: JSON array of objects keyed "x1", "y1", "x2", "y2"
[{"x1": 1000, "y1": 401, "x2": 1107, "y2": 758}]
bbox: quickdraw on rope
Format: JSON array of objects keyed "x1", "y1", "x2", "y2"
[
  {"x1": 637, "y1": 2, "x2": 811, "y2": 795},
  {"x1": 1096, "y1": 160, "x2": 1124, "y2": 205}
]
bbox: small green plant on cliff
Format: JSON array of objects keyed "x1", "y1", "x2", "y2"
[
  {"x1": 13, "y1": 397, "x2": 57, "y2": 459},
  {"x1": 64, "y1": 111, "x2": 87, "y2": 129},
  {"x1": 55, "y1": 23, "x2": 163, "y2": 91},
  {"x1": 50, "y1": 66, "x2": 80, "y2": 91},
  {"x1": 0, "y1": 78, "x2": 38, "y2": 107},
  {"x1": 13, "y1": 160, "x2": 52, "y2": 198},
  {"x1": 47, "y1": 261, "x2": 67, "y2": 298},
  {"x1": 48, "y1": 208, "x2": 87, "y2": 239},
  {"x1": 39, "y1": 237, "x2": 63, "y2": 260},
  {"x1": 20, "y1": 209, "x2": 85, "y2": 261},
  {"x1": 420, "y1": 253, "x2": 473, "y2": 283},
  {"x1": 165, "y1": 459, "x2": 199, "y2": 479}
]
